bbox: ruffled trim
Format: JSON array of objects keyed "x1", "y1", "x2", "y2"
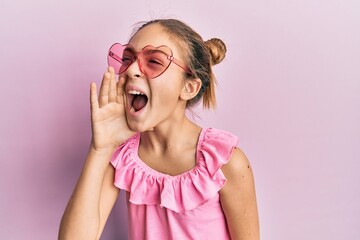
[{"x1": 110, "y1": 128, "x2": 239, "y2": 213}]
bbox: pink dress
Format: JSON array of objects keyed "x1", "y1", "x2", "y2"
[{"x1": 110, "y1": 128, "x2": 239, "y2": 240}]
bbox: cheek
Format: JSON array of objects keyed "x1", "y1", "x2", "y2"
[
  {"x1": 151, "y1": 73, "x2": 184, "y2": 101},
  {"x1": 153, "y1": 84, "x2": 181, "y2": 104}
]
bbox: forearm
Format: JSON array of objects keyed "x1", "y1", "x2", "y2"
[{"x1": 59, "y1": 147, "x2": 115, "y2": 240}]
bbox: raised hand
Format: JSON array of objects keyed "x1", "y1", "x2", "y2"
[{"x1": 90, "y1": 67, "x2": 135, "y2": 151}]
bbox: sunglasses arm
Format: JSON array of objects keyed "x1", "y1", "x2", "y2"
[
  {"x1": 169, "y1": 56, "x2": 194, "y2": 76},
  {"x1": 109, "y1": 51, "x2": 123, "y2": 64}
]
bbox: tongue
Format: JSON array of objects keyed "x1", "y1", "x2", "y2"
[{"x1": 133, "y1": 95, "x2": 147, "y2": 111}]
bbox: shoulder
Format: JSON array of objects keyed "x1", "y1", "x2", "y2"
[
  {"x1": 219, "y1": 147, "x2": 256, "y2": 196},
  {"x1": 221, "y1": 147, "x2": 252, "y2": 180}
]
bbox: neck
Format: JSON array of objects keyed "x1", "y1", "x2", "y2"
[{"x1": 140, "y1": 116, "x2": 202, "y2": 153}]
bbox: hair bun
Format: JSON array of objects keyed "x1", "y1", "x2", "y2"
[{"x1": 204, "y1": 38, "x2": 227, "y2": 65}]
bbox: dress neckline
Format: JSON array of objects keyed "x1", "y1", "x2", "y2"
[{"x1": 130, "y1": 128, "x2": 207, "y2": 179}]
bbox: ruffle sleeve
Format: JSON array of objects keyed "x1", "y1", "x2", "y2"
[
  {"x1": 199, "y1": 128, "x2": 240, "y2": 180},
  {"x1": 110, "y1": 128, "x2": 239, "y2": 213}
]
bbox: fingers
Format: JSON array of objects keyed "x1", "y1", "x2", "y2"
[
  {"x1": 98, "y1": 66, "x2": 125, "y2": 107},
  {"x1": 98, "y1": 67, "x2": 112, "y2": 107},
  {"x1": 108, "y1": 67, "x2": 117, "y2": 103},
  {"x1": 117, "y1": 76, "x2": 126, "y2": 104},
  {"x1": 90, "y1": 82, "x2": 99, "y2": 110}
]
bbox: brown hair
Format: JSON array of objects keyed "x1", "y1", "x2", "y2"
[{"x1": 131, "y1": 19, "x2": 227, "y2": 109}]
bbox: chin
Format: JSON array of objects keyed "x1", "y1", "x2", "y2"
[{"x1": 127, "y1": 119, "x2": 153, "y2": 133}]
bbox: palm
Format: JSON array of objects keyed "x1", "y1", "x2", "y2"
[{"x1": 90, "y1": 68, "x2": 134, "y2": 150}]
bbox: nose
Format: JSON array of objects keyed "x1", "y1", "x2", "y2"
[{"x1": 126, "y1": 58, "x2": 143, "y2": 78}]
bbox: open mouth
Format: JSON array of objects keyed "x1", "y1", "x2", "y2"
[{"x1": 127, "y1": 90, "x2": 148, "y2": 113}]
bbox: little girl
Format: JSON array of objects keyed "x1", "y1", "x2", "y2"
[{"x1": 59, "y1": 19, "x2": 259, "y2": 240}]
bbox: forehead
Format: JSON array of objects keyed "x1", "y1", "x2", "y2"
[{"x1": 129, "y1": 24, "x2": 186, "y2": 59}]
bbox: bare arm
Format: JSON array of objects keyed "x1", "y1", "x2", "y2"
[
  {"x1": 59, "y1": 149, "x2": 119, "y2": 239},
  {"x1": 220, "y1": 148, "x2": 260, "y2": 240},
  {"x1": 59, "y1": 67, "x2": 134, "y2": 239}
]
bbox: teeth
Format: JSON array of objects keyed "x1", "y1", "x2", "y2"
[{"x1": 127, "y1": 90, "x2": 144, "y2": 95}]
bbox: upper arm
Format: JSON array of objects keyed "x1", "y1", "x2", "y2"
[
  {"x1": 219, "y1": 148, "x2": 260, "y2": 240},
  {"x1": 97, "y1": 164, "x2": 120, "y2": 239}
]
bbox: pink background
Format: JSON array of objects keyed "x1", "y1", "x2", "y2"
[{"x1": 1, "y1": 0, "x2": 359, "y2": 239}]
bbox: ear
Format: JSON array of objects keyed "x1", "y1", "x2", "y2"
[{"x1": 180, "y1": 78, "x2": 202, "y2": 101}]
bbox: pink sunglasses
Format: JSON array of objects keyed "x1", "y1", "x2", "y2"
[{"x1": 107, "y1": 43, "x2": 194, "y2": 79}]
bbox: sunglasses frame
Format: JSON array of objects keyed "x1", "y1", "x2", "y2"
[{"x1": 108, "y1": 43, "x2": 194, "y2": 79}]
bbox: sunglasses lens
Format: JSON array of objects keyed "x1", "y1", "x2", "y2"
[
  {"x1": 108, "y1": 43, "x2": 130, "y2": 74},
  {"x1": 142, "y1": 46, "x2": 172, "y2": 78}
]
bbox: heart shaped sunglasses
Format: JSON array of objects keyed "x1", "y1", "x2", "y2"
[{"x1": 107, "y1": 43, "x2": 194, "y2": 79}]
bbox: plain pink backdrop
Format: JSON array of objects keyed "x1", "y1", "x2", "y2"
[{"x1": 1, "y1": 0, "x2": 359, "y2": 239}]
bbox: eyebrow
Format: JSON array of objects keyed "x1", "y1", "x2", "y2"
[
  {"x1": 124, "y1": 47, "x2": 135, "y2": 54},
  {"x1": 145, "y1": 48, "x2": 168, "y2": 55}
]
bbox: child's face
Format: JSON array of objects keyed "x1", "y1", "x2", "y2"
[{"x1": 122, "y1": 23, "x2": 190, "y2": 132}]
